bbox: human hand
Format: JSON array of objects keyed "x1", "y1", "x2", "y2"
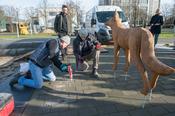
[
  {"x1": 60, "y1": 64, "x2": 68, "y2": 72},
  {"x1": 78, "y1": 55, "x2": 84, "y2": 63},
  {"x1": 95, "y1": 44, "x2": 101, "y2": 50}
]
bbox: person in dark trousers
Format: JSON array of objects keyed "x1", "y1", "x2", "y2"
[
  {"x1": 10, "y1": 36, "x2": 71, "y2": 89},
  {"x1": 73, "y1": 29, "x2": 101, "y2": 79},
  {"x1": 149, "y1": 8, "x2": 164, "y2": 46},
  {"x1": 54, "y1": 5, "x2": 71, "y2": 59}
]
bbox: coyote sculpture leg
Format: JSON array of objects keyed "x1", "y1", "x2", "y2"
[
  {"x1": 112, "y1": 45, "x2": 120, "y2": 70},
  {"x1": 124, "y1": 49, "x2": 130, "y2": 73},
  {"x1": 150, "y1": 73, "x2": 159, "y2": 89},
  {"x1": 132, "y1": 50, "x2": 150, "y2": 95}
]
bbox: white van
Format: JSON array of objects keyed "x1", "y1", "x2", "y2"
[{"x1": 85, "y1": 5, "x2": 129, "y2": 44}]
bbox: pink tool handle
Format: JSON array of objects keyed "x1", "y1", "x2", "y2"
[{"x1": 68, "y1": 64, "x2": 73, "y2": 80}]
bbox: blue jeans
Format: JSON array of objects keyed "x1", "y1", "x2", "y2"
[
  {"x1": 18, "y1": 60, "x2": 56, "y2": 89},
  {"x1": 154, "y1": 34, "x2": 159, "y2": 46}
]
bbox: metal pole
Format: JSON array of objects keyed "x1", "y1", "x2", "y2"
[
  {"x1": 129, "y1": 0, "x2": 131, "y2": 25},
  {"x1": 16, "y1": 22, "x2": 19, "y2": 38},
  {"x1": 76, "y1": 0, "x2": 78, "y2": 29},
  {"x1": 30, "y1": 19, "x2": 33, "y2": 36},
  {"x1": 137, "y1": 0, "x2": 140, "y2": 26},
  {"x1": 158, "y1": 0, "x2": 161, "y2": 9},
  {"x1": 147, "y1": 0, "x2": 150, "y2": 25}
]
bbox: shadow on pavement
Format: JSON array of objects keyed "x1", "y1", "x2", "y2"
[
  {"x1": 42, "y1": 86, "x2": 106, "y2": 98},
  {"x1": 21, "y1": 91, "x2": 175, "y2": 116}
]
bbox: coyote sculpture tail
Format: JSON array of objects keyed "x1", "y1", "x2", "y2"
[{"x1": 106, "y1": 11, "x2": 175, "y2": 95}]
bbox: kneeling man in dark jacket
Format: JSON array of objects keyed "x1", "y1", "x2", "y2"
[
  {"x1": 10, "y1": 36, "x2": 71, "y2": 89},
  {"x1": 73, "y1": 29, "x2": 101, "y2": 78}
]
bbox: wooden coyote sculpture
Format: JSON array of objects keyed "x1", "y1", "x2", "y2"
[{"x1": 105, "y1": 11, "x2": 175, "y2": 95}]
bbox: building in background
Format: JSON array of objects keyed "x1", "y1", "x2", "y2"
[
  {"x1": 99, "y1": 0, "x2": 160, "y2": 26},
  {"x1": 38, "y1": 5, "x2": 78, "y2": 33},
  {"x1": 38, "y1": 7, "x2": 61, "y2": 30}
]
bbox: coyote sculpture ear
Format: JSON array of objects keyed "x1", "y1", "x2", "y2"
[
  {"x1": 114, "y1": 9, "x2": 119, "y2": 21},
  {"x1": 114, "y1": 9, "x2": 119, "y2": 18}
]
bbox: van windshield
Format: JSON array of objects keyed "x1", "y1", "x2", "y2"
[{"x1": 96, "y1": 11, "x2": 127, "y2": 23}]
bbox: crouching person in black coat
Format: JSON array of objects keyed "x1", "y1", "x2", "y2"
[
  {"x1": 73, "y1": 29, "x2": 101, "y2": 79},
  {"x1": 10, "y1": 36, "x2": 71, "y2": 89}
]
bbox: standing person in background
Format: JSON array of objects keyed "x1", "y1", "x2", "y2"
[
  {"x1": 149, "y1": 8, "x2": 164, "y2": 46},
  {"x1": 54, "y1": 4, "x2": 71, "y2": 60}
]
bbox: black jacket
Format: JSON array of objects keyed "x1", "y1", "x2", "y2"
[
  {"x1": 149, "y1": 14, "x2": 163, "y2": 34},
  {"x1": 30, "y1": 39, "x2": 62, "y2": 70},
  {"x1": 73, "y1": 34, "x2": 100, "y2": 57},
  {"x1": 54, "y1": 12, "x2": 68, "y2": 36}
]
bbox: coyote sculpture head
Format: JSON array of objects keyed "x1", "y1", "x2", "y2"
[{"x1": 105, "y1": 10, "x2": 123, "y2": 28}]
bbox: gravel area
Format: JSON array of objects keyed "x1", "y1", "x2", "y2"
[{"x1": 0, "y1": 56, "x2": 19, "y2": 83}]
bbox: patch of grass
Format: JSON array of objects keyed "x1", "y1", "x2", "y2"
[
  {"x1": 159, "y1": 32, "x2": 175, "y2": 39},
  {"x1": 160, "y1": 28, "x2": 175, "y2": 39}
]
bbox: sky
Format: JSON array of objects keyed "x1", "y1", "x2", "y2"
[
  {"x1": 0, "y1": 0, "x2": 174, "y2": 18},
  {"x1": 0, "y1": 0, "x2": 174, "y2": 8},
  {"x1": 0, "y1": 0, "x2": 99, "y2": 11},
  {"x1": 0, "y1": 0, "x2": 99, "y2": 18}
]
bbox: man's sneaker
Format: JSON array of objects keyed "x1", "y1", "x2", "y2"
[
  {"x1": 80, "y1": 61, "x2": 89, "y2": 71},
  {"x1": 91, "y1": 68, "x2": 101, "y2": 79},
  {"x1": 9, "y1": 73, "x2": 21, "y2": 87},
  {"x1": 25, "y1": 71, "x2": 32, "y2": 79}
]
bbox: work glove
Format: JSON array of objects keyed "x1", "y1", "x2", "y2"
[
  {"x1": 60, "y1": 64, "x2": 68, "y2": 72},
  {"x1": 95, "y1": 44, "x2": 101, "y2": 50},
  {"x1": 78, "y1": 55, "x2": 84, "y2": 63}
]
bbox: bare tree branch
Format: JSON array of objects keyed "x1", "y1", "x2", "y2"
[
  {"x1": 161, "y1": 3, "x2": 172, "y2": 22},
  {"x1": 39, "y1": 0, "x2": 48, "y2": 29},
  {"x1": 24, "y1": 7, "x2": 38, "y2": 20}
]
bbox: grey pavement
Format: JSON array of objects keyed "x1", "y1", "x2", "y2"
[
  {"x1": 0, "y1": 37, "x2": 174, "y2": 56},
  {"x1": 0, "y1": 37, "x2": 174, "y2": 116},
  {"x1": 3, "y1": 45, "x2": 174, "y2": 116},
  {"x1": 158, "y1": 38, "x2": 174, "y2": 45},
  {"x1": 0, "y1": 38, "x2": 50, "y2": 56}
]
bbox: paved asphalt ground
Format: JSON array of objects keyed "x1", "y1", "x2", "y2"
[{"x1": 0, "y1": 37, "x2": 175, "y2": 116}]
